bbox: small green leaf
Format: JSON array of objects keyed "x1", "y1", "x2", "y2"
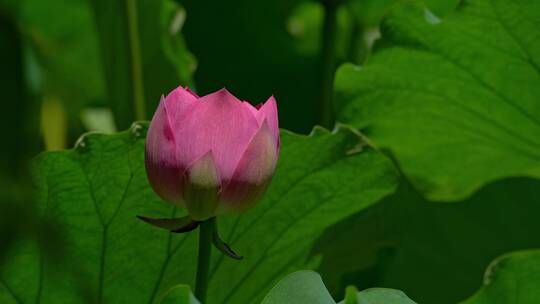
[
  {"x1": 347, "y1": 288, "x2": 417, "y2": 304},
  {"x1": 343, "y1": 286, "x2": 359, "y2": 304},
  {"x1": 159, "y1": 285, "x2": 199, "y2": 304},
  {"x1": 335, "y1": 0, "x2": 540, "y2": 201},
  {"x1": 261, "y1": 270, "x2": 336, "y2": 304},
  {"x1": 461, "y1": 250, "x2": 540, "y2": 304},
  {"x1": 261, "y1": 271, "x2": 416, "y2": 304}
]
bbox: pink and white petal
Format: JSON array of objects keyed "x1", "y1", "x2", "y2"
[
  {"x1": 163, "y1": 86, "x2": 198, "y2": 131},
  {"x1": 220, "y1": 120, "x2": 278, "y2": 212},
  {"x1": 145, "y1": 98, "x2": 185, "y2": 205},
  {"x1": 175, "y1": 88, "x2": 260, "y2": 180},
  {"x1": 256, "y1": 96, "x2": 279, "y2": 143},
  {"x1": 183, "y1": 151, "x2": 221, "y2": 220}
]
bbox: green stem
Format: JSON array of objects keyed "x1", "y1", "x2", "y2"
[
  {"x1": 319, "y1": 0, "x2": 339, "y2": 129},
  {"x1": 195, "y1": 218, "x2": 214, "y2": 303},
  {"x1": 125, "y1": 0, "x2": 146, "y2": 121}
]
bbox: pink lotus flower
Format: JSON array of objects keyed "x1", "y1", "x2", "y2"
[{"x1": 145, "y1": 86, "x2": 279, "y2": 220}]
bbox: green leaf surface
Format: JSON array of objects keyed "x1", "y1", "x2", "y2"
[
  {"x1": 315, "y1": 177, "x2": 540, "y2": 304},
  {"x1": 461, "y1": 250, "x2": 540, "y2": 304},
  {"x1": 335, "y1": 0, "x2": 540, "y2": 201},
  {"x1": 261, "y1": 270, "x2": 335, "y2": 304},
  {"x1": 90, "y1": 0, "x2": 195, "y2": 129},
  {"x1": 0, "y1": 123, "x2": 397, "y2": 303},
  {"x1": 160, "y1": 285, "x2": 200, "y2": 304}
]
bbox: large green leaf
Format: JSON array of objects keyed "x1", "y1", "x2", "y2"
[
  {"x1": 461, "y1": 250, "x2": 540, "y2": 304},
  {"x1": 0, "y1": 123, "x2": 397, "y2": 303},
  {"x1": 335, "y1": 0, "x2": 540, "y2": 201},
  {"x1": 315, "y1": 177, "x2": 540, "y2": 304},
  {"x1": 90, "y1": 0, "x2": 195, "y2": 129}
]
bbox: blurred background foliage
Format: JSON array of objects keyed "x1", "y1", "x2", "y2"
[
  {"x1": 1, "y1": 0, "x2": 539, "y2": 303},
  {"x1": 315, "y1": 177, "x2": 540, "y2": 303}
]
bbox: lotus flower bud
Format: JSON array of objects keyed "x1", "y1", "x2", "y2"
[{"x1": 145, "y1": 86, "x2": 279, "y2": 221}]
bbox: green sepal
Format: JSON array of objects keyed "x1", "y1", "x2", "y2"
[
  {"x1": 137, "y1": 215, "x2": 199, "y2": 233},
  {"x1": 209, "y1": 217, "x2": 243, "y2": 260}
]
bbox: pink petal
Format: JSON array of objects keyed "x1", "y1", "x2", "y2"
[
  {"x1": 163, "y1": 86, "x2": 198, "y2": 131},
  {"x1": 220, "y1": 120, "x2": 279, "y2": 212},
  {"x1": 145, "y1": 97, "x2": 185, "y2": 205},
  {"x1": 243, "y1": 101, "x2": 259, "y2": 118},
  {"x1": 174, "y1": 88, "x2": 260, "y2": 180},
  {"x1": 184, "y1": 87, "x2": 200, "y2": 98},
  {"x1": 256, "y1": 96, "x2": 279, "y2": 144}
]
